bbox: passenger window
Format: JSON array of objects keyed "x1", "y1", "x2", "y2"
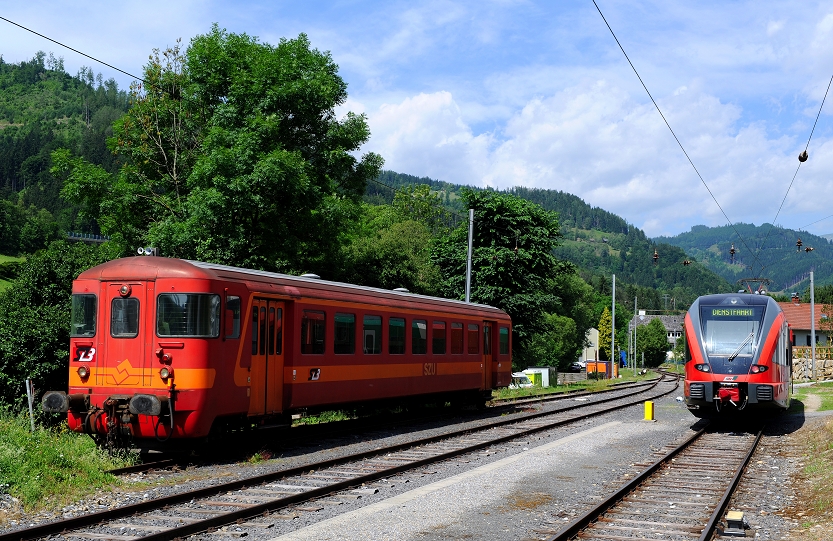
[
  {"x1": 225, "y1": 296, "x2": 241, "y2": 339},
  {"x1": 451, "y1": 323, "x2": 464, "y2": 354},
  {"x1": 275, "y1": 308, "x2": 283, "y2": 355},
  {"x1": 251, "y1": 307, "x2": 258, "y2": 354},
  {"x1": 432, "y1": 321, "x2": 446, "y2": 354},
  {"x1": 483, "y1": 324, "x2": 491, "y2": 355},
  {"x1": 268, "y1": 307, "x2": 276, "y2": 355},
  {"x1": 335, "y1": 313, "x2": 356, "y2": 354},
  {"x1": 389, "y1": 318, "x2": 405, "y2": 354},
  {"x1": 412, "y1": 320, "x2": 427, "y2": 354},
  {"x1": 468, "y1": 324, "x2": 479, "y2": 354},
  {"x1": 259, "y1": 307, "x2": 267, "y2": 355},
  {"x1": 111, "y1": 297, "x2": 139, "y2": 338},
  {"x1": 499, "y1": 327, "x2": 509, "y2": 355},
  {"x1": 301, "y1": 310, "x2": 326, "y2": 354},
  {"x1": 363, "y1": 315, "x2": 382, "y2": 354}
]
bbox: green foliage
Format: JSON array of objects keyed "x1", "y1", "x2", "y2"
[
  {"x1": 597, "y1": 307, "x2": 613, "y2": 361},
  {"x1": 657, "y1": 223, "x2": 833, "y2": 292},
  {"x1": 0, "y1": 241, "x2": 108, "y2": 406},
  {"x1": 57, "y1": 27, "x2": 382, "y2": 274},
  {"x1": 0, "y1": 53, "x2": 129, "y2": 239},
  {"x1": 637, "y1": 318, "x2": 670, "y2": 367},
  {"x1": 0, "y1": 410, "x2": 131, "y2": 510},
  {"x1": 431, "y1": 189, "x2": 565, "y2": 368}
]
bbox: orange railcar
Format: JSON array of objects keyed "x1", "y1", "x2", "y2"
[{"x1": 42, "y1": 257, "x2": 512, "y2": 449}]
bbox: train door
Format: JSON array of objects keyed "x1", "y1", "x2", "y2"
[
  {"x1": 249, "y1": 298, "x2": 285, "y2": 415},
  {"x1": 98, "y1": 282, "x2": 152, "y2": 388},
  {"x1": 483, "y1": 321, "x2": 495, "y2": 390}
]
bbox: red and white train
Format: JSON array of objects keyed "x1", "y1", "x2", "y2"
[
  {"x1": 683, "y1": 293, "x2": 792, "y2": 417},
  {"x1": 42, "y1": 257, "x2": 512, "y2": 449}
]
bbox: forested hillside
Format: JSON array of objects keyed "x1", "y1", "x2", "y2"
[
  {"x1": 369, "y1": 171, "x2": 732, "y2": 309},
  {"x1": 0, "y1": 52, "x2": 128, "y2": 255},
  {"x1": 656, "y1": 224, "x2": 833, "y2": 292}
]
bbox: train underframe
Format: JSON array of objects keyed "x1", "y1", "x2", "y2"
[{"x1": 685, "y1": 380, "x2": 786, "y2": 418}]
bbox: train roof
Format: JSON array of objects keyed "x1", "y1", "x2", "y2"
[
  {"x1": 691, "y1": 293, "x2": 780, "y2": 308},
  {"x1": 76, "y1": 257, "x2": 509, "y2": 318}
]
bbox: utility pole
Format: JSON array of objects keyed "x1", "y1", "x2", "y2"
[
  {"x1": 811, "y1": 271, "x2": 816, "y2": 380},
  {"x1": 611, "y1": 275, "x2": 616, "y2": 379},
  {"x1": 633, "y1": 297, "x2": 637, "y2": 377},
  {"x1": 465, "y1": 209, "x2": 474, "y2": 303}
]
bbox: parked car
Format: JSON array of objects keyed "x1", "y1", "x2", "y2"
[{"x1": 568, "y1": 361, "x2": 586, "y2": 373}]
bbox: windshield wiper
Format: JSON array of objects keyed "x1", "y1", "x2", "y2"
[{"x1": 728, "y1": 332, "x2": 754, "y2": 361}]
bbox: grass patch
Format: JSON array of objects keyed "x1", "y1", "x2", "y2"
[
  {"x1": 787, "y1": 418, "x2": 833, "y2": 538},
  {"x1": 0, "y1": 410, "x2": 133, "y2": 515},
  {"x1": 792, "y1": 381, "x2": 833, "y2": 412},
  {"x1": 292, "y1": 409, "x2": 355, "y2": 426}
]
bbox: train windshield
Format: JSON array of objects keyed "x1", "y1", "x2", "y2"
[
  {"x1": 157, "y1": 294, "x2": 221, "y2": 337},
  {"x1": 71, "y1": 294, "x2": 97, "y2": 337},
  {"x1": 699, "y1": 305, "x2": 764, "y2": 359}
]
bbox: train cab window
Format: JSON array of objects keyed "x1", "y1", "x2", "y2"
[
  {"x1": 301, "y1": 310, "x2": 326, "y2": 354},
  {"x1": 412, "y1": 320, "x2": 428, "y2": 354},
  {"x1": 499, "y1": 327, "x2": 509, "y2": 355},
  {"x1": 335, "y1": 313, "x2": 356, "y2": 354},
  {"x1": 468, "y1": 324, "x2": 479, "y2": 354},
  {"x1": 389, "y1": 318, "x2": 405, "y2": 354},
  {"x1": 157, "y1": 294, "x2": 220, "y2": 337},
  {"x1": 451, "y1": 323, "x2": 464, "y2": 354},
  {"x1": 432, "y1": 321, "x2": 446, "y2": 354},
  {"x1": 483, "y1": 324, "x2": 492, "y2": 355},
  {"x1": 111, "y1": 298, "x2": 139, "y2": 338},
  {"x1": 363, "y1": 316, "x2": 382, "y2": 354},
  {"x1": 225, "y1": 296, "x2": 241, "y2": 339},
  {"x1": 71, "y1": 294, "x2": 97, "y2": 337}
]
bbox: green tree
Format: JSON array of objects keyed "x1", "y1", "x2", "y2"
[
  {"x1": 525, "y1": 313, "x2": 579, "y2": 369},
  {"x1": 597, "y1": 306, "x2": 613, "y2": 361},
  {"x1": 0, "y1": 241, "x2": 109, "y2": 407},
  {"x1": 637, "y1": 318, "x2": 670, "y2": 367},
  {"x1": 431, "y1": 189, "x2": 565, "y2": 368},
  {"x1": 55, "y1": 26, "x2": 383, "y2": 274}
]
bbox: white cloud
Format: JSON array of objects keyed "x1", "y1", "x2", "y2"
[{"x1": 364, "y1": 80, "x2": 833, "y2": 237}]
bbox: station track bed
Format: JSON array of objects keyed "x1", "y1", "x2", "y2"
[
  {"x1": 544, "y1": 422, "x2": 763, "y2": 541},
  {"x1": 3, "y1": 376, "x2": 677, "y2": 541},
  {"x1": 106, "y1": 377, "x2": 661, "y2": 477}
]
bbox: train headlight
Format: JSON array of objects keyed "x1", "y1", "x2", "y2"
[
  {"x1": 77, "y1": 366, "x2": 89, "y2": 379},
  {"x1": 159, "y1": 367, "x2": 173, "y2": 380},
  {"x1": 750, "y1": 365, "x2": 768, "y2": 374},
  {"x1": 694, "y1": 364, "x2": 711, "y2": 372}
]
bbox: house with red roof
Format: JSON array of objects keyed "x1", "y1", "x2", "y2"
[{"x1": 777, "y1": 299, "x2": 832, "y2": 347}]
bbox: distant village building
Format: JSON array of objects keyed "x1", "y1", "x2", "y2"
[
  {"x1": 581, "y1": 327, "x2": 600, "y2": 362},
  {"x1": 778, "y1": 298, "x2": 831, "y2": 347},
  {"x1": 628, "y1": 313, "x2": 685, "y2": 348}
]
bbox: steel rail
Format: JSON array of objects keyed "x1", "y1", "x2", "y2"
[
  {"x1": 545, "y1": 422, "x2": 764, "y2": 541},
  {"x1": 1, "y1": 375, "x2": 677, "y2": 541},
  {"x1": 107, "y1": 378, "x2": 660, "y2": 476},
  {"x1": 699, "y1": 426, "x2": 764, "y2": 541}
]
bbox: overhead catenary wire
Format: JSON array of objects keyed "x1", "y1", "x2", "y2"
[
  {"x1": 0, "y1": 15, "x2": 147, "y2": 84},
  {"x1": 754, "y1": 73, "x2": 833, "y2": 270},
  {"x1": 589, "y1": 0, "x2": 757, "y2": 268}
]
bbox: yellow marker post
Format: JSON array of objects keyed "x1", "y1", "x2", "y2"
[{"x1": 643, "y1": 400, "x2": 655, "y2": 421}]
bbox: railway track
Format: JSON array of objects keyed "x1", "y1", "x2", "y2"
[
  {"x1": 106, "y1": 377, "x2": 662, "y2": 476},
  {"x1": 543, "y1": 423, "x2": 763, "y2": 541},
  {"x1": 3, "y1": 375, "x2": 677, "y2": 541}
]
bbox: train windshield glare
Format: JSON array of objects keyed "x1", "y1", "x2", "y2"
[{"x1": 700, "y1": 305, "x2": 764, "y2": 358}]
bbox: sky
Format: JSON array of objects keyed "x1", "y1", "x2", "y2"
[{"x1": 2, "y1": 0, "x2": 833, "y2": 238}]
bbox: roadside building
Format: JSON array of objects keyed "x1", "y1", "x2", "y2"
[
  {"x1": 628, "y1": 313, "x2": 685, "y2": 349},
  {"x1": 777, "y1": 298, "x2": 832, "y2": 347}
]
